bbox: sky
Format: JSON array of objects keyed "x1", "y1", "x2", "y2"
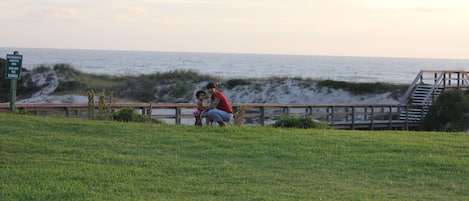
[{"x1": 1, "y1": 0, "x2": 469, "y2": 59}]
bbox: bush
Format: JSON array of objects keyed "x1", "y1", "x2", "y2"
[
  {"x1": 112, "y1": 107, "x2": 140, "y2": 122},
  {"x1": 112, "y1": 107, "x2": 162, "y2": 123},
  {"x1": 273, "y1": 115, "x2": 330, "y2": 129},
  {"x1": 317, "y1": 79, "x2": 406, "y2": 95},
  {"x1": 0, "y1": 58, "x2": 9, "y2": 102},
  {"x1": 422, "y1": 89, "x2": 469, "y2": 131},
  {"x1": 226, "y1": 79, "x2": 250, "y2": 89}
]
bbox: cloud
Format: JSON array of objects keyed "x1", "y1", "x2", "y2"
[
  {"x1": 42, "y1": 7, "x2": 82, "y2": 22},
  {"x1": 112, "y1": 6, "x2": 149, "y2": 22}
]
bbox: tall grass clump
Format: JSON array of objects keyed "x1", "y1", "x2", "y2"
[
  {"x1": 87, "y1": 89, "x2": 113, "y2": 120},
  {"x1": 53, "y1": 64, "x2": 126, "y2": 93},
  {"x1": 86, "y1": 89, "x2": 159, "y2": 123},
  {"x1": 317, "y1": 79, "x2": 407, "y2": 95},
  {"x1": 226, "y1": 78, "x2": 251, "y2": 89},
  {"x1": 234, "y1": 105, "x2": 246, "y2": 126}
]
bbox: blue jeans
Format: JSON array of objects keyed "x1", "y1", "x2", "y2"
[{"x1": 203, "y1": 109, "x2": 232, "y2": 124}]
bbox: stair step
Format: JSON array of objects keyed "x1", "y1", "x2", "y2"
[{"x1": 401, "y1": 81, "x2": 446, "y2": 121}]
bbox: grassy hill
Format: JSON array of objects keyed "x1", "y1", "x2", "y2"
[{"x1": 1, "y1": 113, "x2": 468, "y2": 200}]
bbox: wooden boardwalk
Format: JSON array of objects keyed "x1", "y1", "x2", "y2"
[{"x1": 0, "y1": 103, "x2": 423, "y2": 130}]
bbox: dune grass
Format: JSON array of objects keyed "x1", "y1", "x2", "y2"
[{"x1": 1, "y1": 113, "x2": 468, "y2": 200}]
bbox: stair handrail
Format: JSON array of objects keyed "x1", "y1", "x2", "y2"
[
  {"x1": 464, "y1": 72, "x2": 469, "y2": 86},
  {"x1": 421, "y1": 71, "x2": 445, "y2": 106},
  {"x1": 399, "y1": 70, "x2": 423, "y2": 104}
]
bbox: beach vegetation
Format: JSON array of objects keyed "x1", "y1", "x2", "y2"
[
  {"x1": 422, "y1": 89, "x2": 469, "y2": 131},
  {"x1": 170, "y1": 82, "x2": 191, "y2": 98},
  {"x1": 53, "y1": 64, "x2": 126, "y2": 93},
  {"x1": 317, "y1": 79, "x2": 407, "y2": 96},
  {"x1": 2, "y1": 112, "x2": 468, "y2": 200},
  {"x1": 1, "y1": 64, "x2": 408, "y2": 103},
  {"x1": 111, "y1": 107, "x2": 160, "y2": 123},
  {"x1": 32, "y1": 64, "x2": 51, "y2": 73},
  {"x1": 273, "y1": 115, "x2": 330, "y2": 129},
  {"x1": 226, "y1": 78, "x2": 251, "y2": 89}
]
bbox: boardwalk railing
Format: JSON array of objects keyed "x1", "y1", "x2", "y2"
[
  {"x1": 400, "y1": 70, "x2": 469, "y2": 104},
  {"x1": 0, "y1": 103, "x2": 424, "y2": 130}
]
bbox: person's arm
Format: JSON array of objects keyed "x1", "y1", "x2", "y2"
[
  {"x1": 197, "y1": 101, "x2": 206, "y2": 110},
  {"x1": 208, "y1": 98, "x2": 220, "y2": 109}
]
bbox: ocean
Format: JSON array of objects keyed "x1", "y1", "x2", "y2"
[{"x1": 2, "y1": 47, "x2": 469, "y2": 84}]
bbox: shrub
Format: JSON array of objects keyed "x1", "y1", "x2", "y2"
[
  {"x1": 273, "y1": 115, "x2": 330, "y2": 129},
  {"x1": 317, "y1": 79, "x2": 406, "y2": 95},
  {"x1": 422, "y1": 89, "x2": 469, "y2": 131},
  {"x1": 112, "y1": 107, "x2": 139, "y2": 122},
  {"x1": 1, "y1": 58, "x2": 11, "y2": 102},
  {"x1": 112, "y1": 107, "x2": 161, "y2": 123},
  {"x1": 171, "y1": 82, "x2": 191, "y2": 97},
  {"x1": 53, "y1": 63, "x2": 80, "y2": 75},
  {"x1": 32, "y1": 65, "x2": 51, "y2": 73},
  {"x1": 226, "y1": 79, "x2": 250, "y2": 89}
]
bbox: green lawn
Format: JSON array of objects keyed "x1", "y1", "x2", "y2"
[{"x1": 1, "y1": 113, "x2": 468, "y2": 200}]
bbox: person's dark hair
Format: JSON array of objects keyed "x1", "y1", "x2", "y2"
[
  {"x1": 206, "y1": 82, "x2": 218, "y2": 90},
  {"x1": 195, "y1": 90, "x2": 206, "y2": 98}
]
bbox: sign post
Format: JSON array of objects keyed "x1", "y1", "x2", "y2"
[{"x1": 5, "y1": 51, "x2": 23, "y2": 112}]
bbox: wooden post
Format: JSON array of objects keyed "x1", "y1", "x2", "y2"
[
  {"x1": 9, "y1": 79, "x2": 17, "y2": 112},
  {"x1": 259, "y1": 106, "x2": 265, "y2": 126},
  {"x1": 370, "y1": 106, "x2": 375, "y2": 130},
  {"x1": 351, "y1": 106, "x2": 355, "y2": 130},
  {"x1": 388, "y1": 106, "x2": 393, "y2": 129},
  {"x1": 175, "y1": 107, "x2": 181, "y2": 124},
  {"x1": 405, "y1": 105, "x2": 409, "y2": 130},
  {"x1": 7, "y1": 51, "x2": 22, "y2": 113}
]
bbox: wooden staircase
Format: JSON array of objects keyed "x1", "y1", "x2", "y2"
[
  {"x1": 399, "y1": 85, "x2": 444, "y2": 121},
  {"x1": 399, "y1": 70, "x2": 469, "y2": 122}
]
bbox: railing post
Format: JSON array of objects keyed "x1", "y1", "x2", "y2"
[
  {"x1": 65, "y1": 106, "x2": 70, "y2": 117},
  {"x1": 345, "y1": 107, "x2": 349, "y2": 122},
  {"x1": 305, "y1": 106, "x2": 312, "y2": 116},
  {"x1": 405, "y1": 105, "x2": 409, "y2": 130},
  {"x1": 259, "y1": 106, "x2": 265, "y2": 126},
  {"x1": 420, "y1": 72, "x2": 424, "y2": 84},
  {"x1": 448, "y1": 72, "x2": 451, "y2": 86},
  {"x1": 175, "y1": 107, "x2": 181, "y2": 124},
  {"x1": 370, "y1": 106, "x2": 375, "y2": 130},
  {"x1": 283, "y1": 107, "x2": 289, "y2": 116},
  {"x1": 388, "y1": 106, "x2": 393, "y2": 129},
  {"x1": 140, "y1": 107, "x2": 146, "y2": 115},
  {"x1": 443, "y1": 71, "x2": 447, "y2": 88},
  {"x1": 351, "y1": 106, "x2": 355, "y2": 130}
]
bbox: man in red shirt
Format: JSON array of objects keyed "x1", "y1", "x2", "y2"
[{"x1": 203, "y1": 82, "x2": 233, "y2": 126}]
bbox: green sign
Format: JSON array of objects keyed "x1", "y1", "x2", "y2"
[{"x1": 5, "y1": 54, "x2": 23, "y2": 80}]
